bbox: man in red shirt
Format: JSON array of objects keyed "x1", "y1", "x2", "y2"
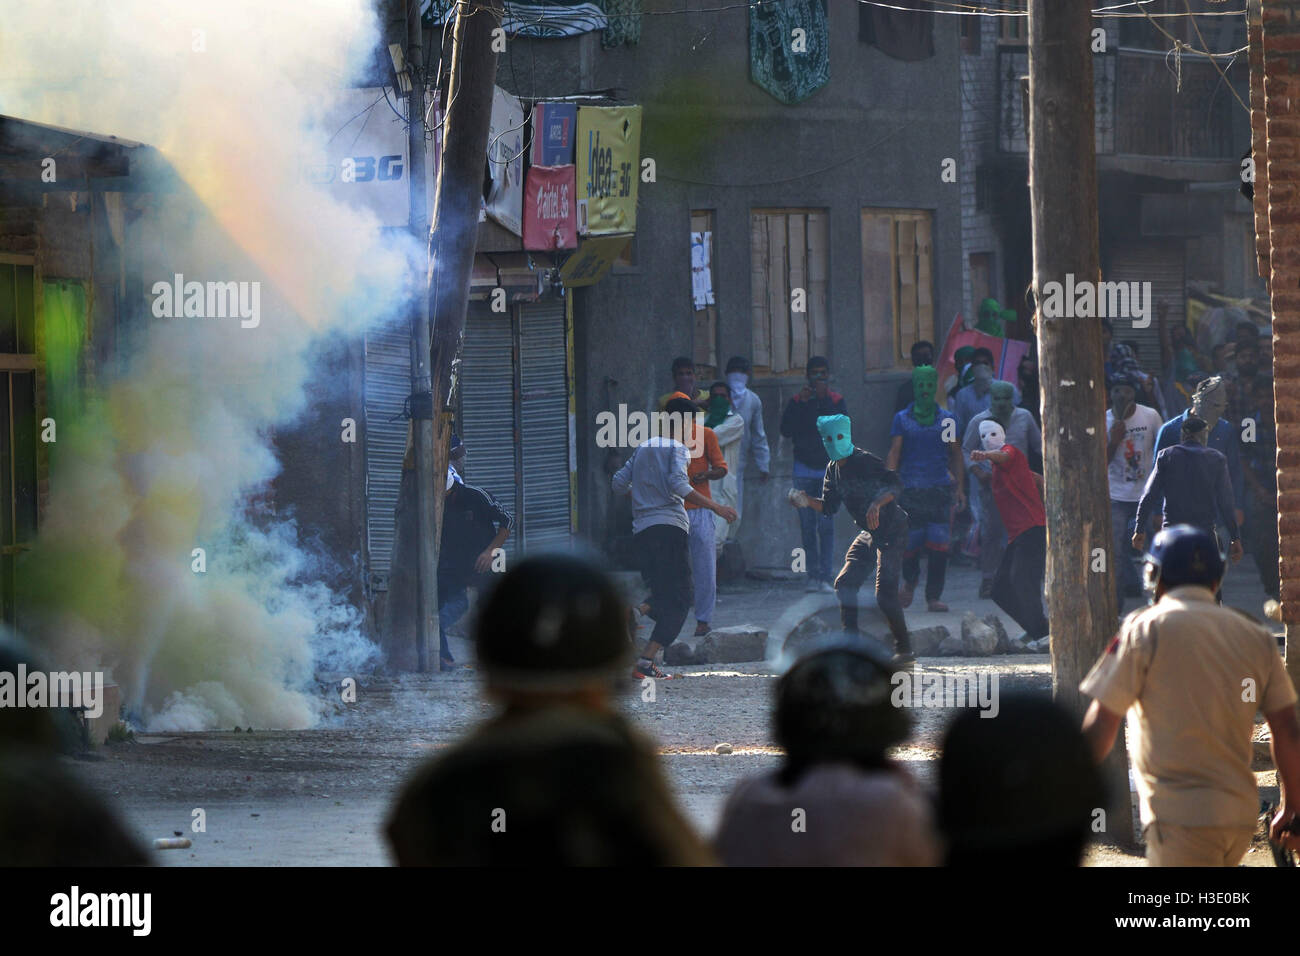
[
  {"x1": 672, "y1": 392, "x2": 728, "y2": 636},
  {"x1": 969, "y1": 419, "x2": 1049, "y2": 644}
]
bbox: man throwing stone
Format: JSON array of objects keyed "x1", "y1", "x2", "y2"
[{"x1": 788, "y1": 414, "x2": 913, "y2": 663}]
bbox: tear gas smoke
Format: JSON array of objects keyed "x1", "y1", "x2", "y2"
[{"x1": 0, "y1": 1, "x2": 421, "y2": 729}]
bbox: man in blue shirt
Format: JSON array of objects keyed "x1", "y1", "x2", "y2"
[
  {"x1": 1134, "y1": 416, "x2": 1243, "y2": 567},
  {"x1": 1152, "y1": 376, "x2": 1243, "y2": 530},
  {"x1": 886, "y1": 365, "x2": 966, "y2": 612}
]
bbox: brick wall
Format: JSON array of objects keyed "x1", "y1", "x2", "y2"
[
  {"x1": 959, "y1": 17, "x2": 1002, "y2": 317},
  {"x1": 1260, "y1": 0, "x2": 1300, "y2": 679}
]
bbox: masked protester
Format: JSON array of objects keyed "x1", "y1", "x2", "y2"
[
  {"x1": 780, "y1": 357, "x2": 848, "y2": 592},
  {"x1": 962, "y1": 381, "x2": 1042, "y2": 600},
  {"x1": 723, "y1": 357, "x2": 772, "y2": 517},
  {"x1": 887, "y1": 365, "x2": 965, "y2": 612},
  {"x1": 1153, "y1": 376, "x2": 1244, "y2": 537},
  {"x1": 1134, "y1": 416, "x2": 1243, "y2": 577},
  {"x1": 439, "y1": 467, "x2": 514, "y2": 670},
  {"x1": 1104, "y1": 377, "x2": 1163, "y2": 613},
  {"x1": 946, "y1": 345, "x2": 977, "y2": 402},
  {"x1": 952, "y1": 361, "x2": 1021, "y2": 443},
  {"x1": 705, "y1": 381, "x2": 745, "y2": 558},
  {"x1": 787, "y1": 414, "x2": 914, "y2": 663},
  {"x1": 969, "y1": 420, "x2": 1050, "y2": 648},
  {"x1": 894, "y1": 340, "x2": 936, "y2": 412},
  {"x1": 672, "y1": 393, "x2": 729, "y2": 638}
]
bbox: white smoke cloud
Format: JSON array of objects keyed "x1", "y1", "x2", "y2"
[{"x1": 0, "y1": 1, "x2": 419, "y2": 729}]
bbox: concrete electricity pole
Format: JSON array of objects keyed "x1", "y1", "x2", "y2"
[
  {"x1": 425, "y1": 0, "x2": 504, "y2": 665},
  {"x1": 1027, "y1": 1, "x2": 1134, "y2": 847},
  {"x1": 406, "y1": 0, "x2": 436, "y2": 672}
]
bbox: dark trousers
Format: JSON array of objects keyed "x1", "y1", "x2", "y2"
[
  {"x1": 991, "y1": 525, "x2": 1049, "y2": 640},
  {"x1": 1111, "y1": 499, "x2": 1142, "y2": 611},
  {"x1": 437, "y1": 581, "x2": 470, "y2": 663},
  {"x1": 635, "y1": 523, "x2": 692, "y2": 649},
  {"x1": 794, "y1": 474, "x2": 835, "y2": 582},
  {"x1": 833, "y1": 530, "x2": 910, "y2": 652}
]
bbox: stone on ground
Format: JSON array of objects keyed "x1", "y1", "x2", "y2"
[
  {"x1": 907, "y1": 625, "x2": 950, "y2": 657},
  {"x1": 960, "y1": 612, "x2": 998, "y2": 656},
  {"x1": 695, "y1": 625, "x2": 768, "y2": 663}
]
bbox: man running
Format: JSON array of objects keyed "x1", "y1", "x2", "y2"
[{"x1": 1080, "y1": 525, "x2": 1300, "y2": 866}]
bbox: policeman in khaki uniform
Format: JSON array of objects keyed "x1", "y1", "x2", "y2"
[{"x1": 1080, "y1": 525, "x2": 1300, "y2": 866}]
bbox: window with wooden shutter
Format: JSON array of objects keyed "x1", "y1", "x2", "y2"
[
  {"x1": 861, "y1": 208, "x2": 934, "y2": 372},
  {"x1": 749, "y1": 209, "x2": 829, "y2": 375}
]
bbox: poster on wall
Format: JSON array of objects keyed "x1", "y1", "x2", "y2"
[
  {"x1": 531, "y1": 102, "x2": 576, "y2": 166},
  {"x1": 300, "y1": 87, "x2": 439, "y2": 227},
  {"x1": 575, "y1": 105, "x2": 641, "y2": 236},
  {"x1": 485, "y1": 86, "x2": 525, "y2": 235},
  {"x1": 523, "y1": 165, "x2": 578, "y2": 251}
]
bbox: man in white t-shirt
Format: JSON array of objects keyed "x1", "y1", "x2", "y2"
[{"x1": 1105, "y1": 376, "x2": 1163, "y2": 613}]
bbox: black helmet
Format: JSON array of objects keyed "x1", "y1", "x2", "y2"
[
  {"x1": 473, "y1": 554, "x2": 630, "y2": 690},
  {"x1": 774, "y1": 640, "x2": 910, "y2": 764},
  {"x1": 1143, "y1": 524, "x2": 1224, "y2": 591}
]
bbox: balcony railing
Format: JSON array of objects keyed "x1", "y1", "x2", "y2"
[{"x1": 997, "y1": 47, "x2": 1238, "y2": 160}]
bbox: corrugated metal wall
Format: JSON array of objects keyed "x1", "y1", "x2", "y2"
[
  {"x1": 519, "y1": 298, "x2": 570, "y2": 549},
  {"x1": 362, "y1": 319, "x2": 410, "y2": 591},
  {"x1": 459, "y1": 303, "x2": 519, "y2": 554},
  {"x1": 1104, "y1": 240, "x2": 1186, "y2": 378}
]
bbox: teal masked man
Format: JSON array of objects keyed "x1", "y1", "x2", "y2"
[
  {"x1": 788, "y1": 413, "x2": 914, "y2": 662},
  {"x1": 887, "y1": 366, "x2": 965, "y2": 613}
]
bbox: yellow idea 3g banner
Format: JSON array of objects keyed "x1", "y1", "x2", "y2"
[{"x1": 575, "y1": 106, "x2": 642, "y2": 236}]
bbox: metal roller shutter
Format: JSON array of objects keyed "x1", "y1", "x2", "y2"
[
  {"x1": 459, "y1": 303, "x2": 520, "y2": 555},
  {"x1": 519, "y1": 299, "x2": 572, "y2": 550},
  {"x1": 363, "y1": 319, "x2": 412, "y2": 591},
  {"x1": 1103, "y1": 240, "x2": 1186, "y2": 379}
]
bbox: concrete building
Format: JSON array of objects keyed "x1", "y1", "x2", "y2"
[{"x1": 359, "y1": 3, "x2": 966, "y2": 606}]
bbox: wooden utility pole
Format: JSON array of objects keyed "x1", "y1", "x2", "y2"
[
  {"x1": 426, "y1": 0, "x2": 504, "y2": 647},
  {"x1": 407, "y1": 0, "x2": 436, "y2": 672},
  {"x1": 1027, "y1": 1, "x2": 1134, "y2": 847}
]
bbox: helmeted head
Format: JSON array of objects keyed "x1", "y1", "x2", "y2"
[
  {"x1": 979, "y1": 419, "x2": 1006, "y2": 452},
  {"x1": 1191, "y1": 375, "x2": 1227, "y2": 423},
  {"x1": 474, "y1": 555, "x2": 631, "y2": 693},
  {"x1": 817, "y1": 414, "x2": 853, "y2": 462},
  {"x1": 1142, "y1": 524, "x2": 1224, "y2": 594},
  {"x1": 989, "y1": 381, "x2": 1015, "y2": 425},
  {"x1": 971, "y1": 363, "x2": 993, "y2": 396},
  {"x1": 774, "y1": 640, "x2": 911, "y2": 776},
  {"x1": 912, "y1": 365, "x2": 938, "y2": 414}
]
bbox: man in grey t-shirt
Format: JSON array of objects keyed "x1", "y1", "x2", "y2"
[{"x1": 612, "y1": 398, "x2": 736, "y2": 679}]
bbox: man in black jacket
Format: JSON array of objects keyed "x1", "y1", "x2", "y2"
[{"x1": 781, "y1": 356, "x2": 848, "y2": 591}]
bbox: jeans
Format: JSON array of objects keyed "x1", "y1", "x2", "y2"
[
  {"x1": 834, "y1": 529, "x2": 910, "y2": 653},
  {"x1": 1111, "y1": 499, "x2": 1141, "y2": 610},
  {"x1": 793, "y1": 471, "x2": 834, "y2": 582},
  {"x1": 437, "y1": 582, "x2": 470, "y2": 663}
]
